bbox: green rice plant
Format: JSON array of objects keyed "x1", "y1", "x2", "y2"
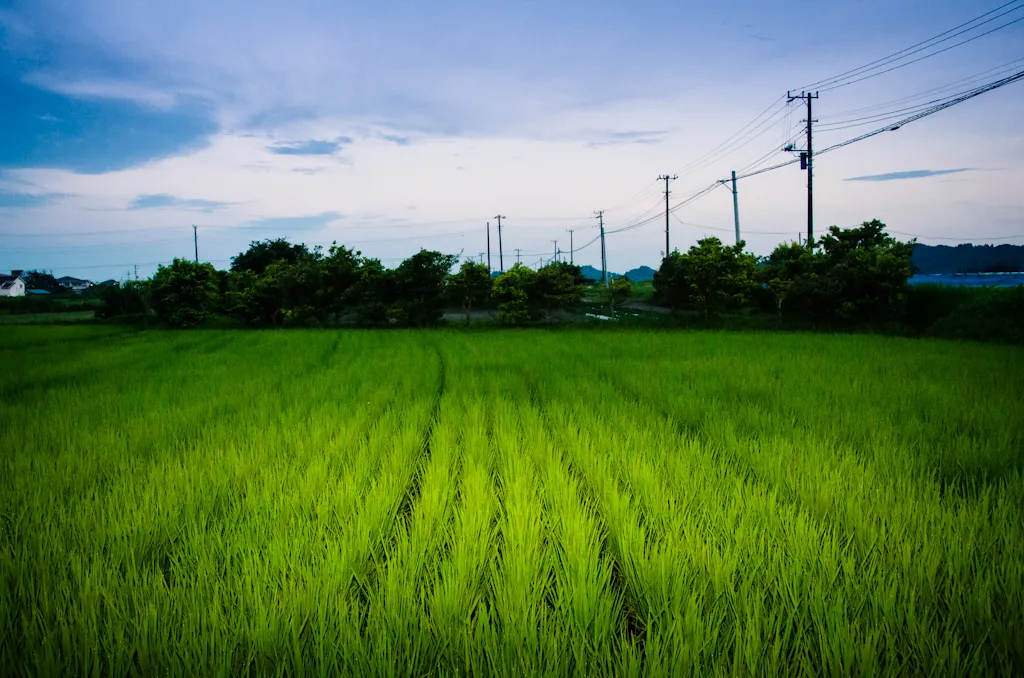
[{"x1": 1, "y1": 327, "x2": 1022, "y2": 676}]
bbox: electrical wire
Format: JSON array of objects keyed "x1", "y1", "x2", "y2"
[
  {"x1": 796, "y1": 0, "x2": 1024, "y2": 91},
  {"x1": 819, "y1": 14, "x2": 1024, "y2": 93},
  {"x1": 823, "y1": 56, "x2": 1024, "y2": 119}
]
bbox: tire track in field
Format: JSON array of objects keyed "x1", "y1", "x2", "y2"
[
  {"x1": 352, "y1": 341, "x2": 448, "y2": 639},
  {"x1": 396, "y1": 341, "x2": 448, "y2": 524},
  {"x1": 296, "y1": 332, "x2": 344, "y2": 379},
  {"x1": 589, "y1": 360, "x2": 805, "y2": 509},
  {"x1": 0, "y1": 326, "x2": 143, "y2": 353},
  {"x1": 523, "y1": 374, "x2": 647, "y2": 666}
]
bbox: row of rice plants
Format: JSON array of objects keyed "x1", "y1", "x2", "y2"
[
  {"x1": 504, "y1": 330, "x2": 1023, "y2": 674},
  {"x1": 3, "y1": 327, "x2": 1022, "y2": 675},
  {"x1": 2, "y1": 331, "x2": 440, "y2": 675}
]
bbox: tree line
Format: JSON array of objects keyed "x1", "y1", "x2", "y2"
[
  {"x1": 95, "y1": 219, "x2": 1021, "y2": 341},
  {"x1": 99, "y1": 238, "x2": 591, "y2": 328}
]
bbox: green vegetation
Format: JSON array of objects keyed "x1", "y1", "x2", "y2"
[
  {"x1": 2, "y1": 327, "x2": 1022, "y2": 676},
  {"x1": 0, "y1": 295, "x2": 101, "y2": 316},
  {"x1": 84, "y1": 220, "x2": 1020, "y2": 342}
]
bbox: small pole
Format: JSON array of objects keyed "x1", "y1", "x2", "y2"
[
  {"x1": 657, "y1": 175, "x2": 677, "y2": 256},
  {"x1": 486, "y1": 222, "x2": 492, "y2": 272},
  {"x1": 193, "y1": 225, "x2": 198, "y2": 263},
  {"x1": 494, "y1": 215, "x2": 506, "y2": 272},
  {"x1": 731, "y1": 170, "x2": 741, "y2": 244},
  {"x1": 595, "y1": 210, "x2": 607, "y2": 287},
  {"x1": 567, "y1": 229, "x2": 574, "y2": 264},
  {"x1": 514, "y1": 248, "x2": 522, "y2": 264}
]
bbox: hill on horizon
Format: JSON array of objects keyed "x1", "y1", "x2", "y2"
[{"x1": 912, "y1": 243, "x2": 1024, "y2": 274}]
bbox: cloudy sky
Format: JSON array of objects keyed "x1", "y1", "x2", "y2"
[{"x1": 1, "y1": 0, "x2": 1022, "y2": 279}]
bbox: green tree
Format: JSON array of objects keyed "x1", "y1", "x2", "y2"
[
  {"x1": 21, "y1": 270, "x2": 61, "y2": 292},
  {"x1": 534, "y1": 261, "x2": 587, "y2": 310},
  {"x1": 817, "y1": 219, "x2": 915, "y2": 323},
  {"x1": 388, "y1": 250, "x2": 459, "y2": 327},
  {"x1": 150, "y1": 259, "x2": 220, "y2": 327},
  {"x1": 447, "y1": 261, "x2": 493, "y2": 325},
  {"x1": 493, "y1": 264, "x2": 540, "y2": 325},
  {"x1": 97, "y1": 280, "x2": 151, "y2": 319},
  {"x1": 758, "y1": 241, "x2": 820, "y2": 322},
  {"x1": 317, "y1": 243, "x2": 364, "y2": 316},
  {"x1": 228, "y1": 252, "x2": 326, "y2": 327},
  {"x1": 350, "y1": 259, "x2": 393, "y2": 326},
  {"x1": 603, "y1": 275, "x2": 634, "y2": 311},
  {"x1": 760, "y1": 220, "x2": 915, "y2": 325},
  {"x1": 654, "y1": 238, "x2": 758, "y2": 316},
  {"x1": 230, "y1": 238, "x2": 311, "y2": 275}
]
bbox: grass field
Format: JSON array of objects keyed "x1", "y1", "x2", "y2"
[
  {"x1": 2, "y1": 326, "x2": 1022, "y2": 676},
  {"x1": 0, "y1": 310, "x2": 97, "y2": 325}
]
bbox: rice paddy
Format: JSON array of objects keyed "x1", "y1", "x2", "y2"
[{"x1": 1, "y1": 326, "x2": 1022, "y2": 676}]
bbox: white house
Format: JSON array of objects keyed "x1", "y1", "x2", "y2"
[
  {"x1": 57, "y1": 276, "x2": 91, "y2": 293},
  {"x1": 0, "y1": 272, "x2": 26, "y2": 297}
]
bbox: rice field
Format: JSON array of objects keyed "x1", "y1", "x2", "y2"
[{"x1": 1, "y1": 326, "x2": 1022, "y2": 676}]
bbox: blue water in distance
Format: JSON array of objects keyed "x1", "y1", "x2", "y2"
[{"x1": 909, "y1": 273, "x2": 1024, "y2": 287}]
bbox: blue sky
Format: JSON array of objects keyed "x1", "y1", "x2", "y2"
[{"x1": 1, "y1": 0, "x2": 1022, "y2": 278}]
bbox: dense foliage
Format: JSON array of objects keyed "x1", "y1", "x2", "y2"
[
  {"x1": 90, "y1": 222, "x2": 1019, "y2": 341},
  {"x1": 653, "y1": 220, "x2": 917, "y2": 327},
  {"x1": 654, "y1": 237, "x2": 759, "y2": 316},
  {"x1": 447, "y1": 261, "x2": 493, "y2": 325},
  {"x1": 150, "y1": 259, "x2": 220, "y2": 328}
]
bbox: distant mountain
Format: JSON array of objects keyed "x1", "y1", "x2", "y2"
[
  {"x1": 578, "y1": 265, "x2": 627, "y2": 281},
  {"x1": 912, "y1": 244, "x2": 1024, "y2": 274},
  {"x1": 622, "y1": 266, "x2": 656, "y2": 282}
]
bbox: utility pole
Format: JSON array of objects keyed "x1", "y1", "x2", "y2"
[
  {"x1": 494, "y1": 215, "x2": 506, "y2": 272},
  {"x1": 566, "y1": 229, "x2": 574, "y2": 264},
  {"x1": 657, "y1": 175, "x2": 677, "y2": 256},
  {"x1": 787, "y1": 91, "x2": 818, "y2": 249},
  {"x1": 717, "y1": 171, "x2": 742, "y2": 244},
  {"x1": 134, "y1": 264, "x2": 139, "y2": 281},
  {"x1": 551, "y1": 240, "x2": 558, "y2": 263},
  {"x1": 477, "y1": 253, "x2": 485, "y2": 264},
  {"x1": 193, "y1": 225, "x2": 199, "y2": 263},
  {"x1": 595, "y1": 210, "x2": 607, "y2": 287},
  {"x1": 514, "y1": 248, "x2": 522, "y2": 265},
  {"x1": 486, "y1": 222, "x2": 492, "y2": 272}
]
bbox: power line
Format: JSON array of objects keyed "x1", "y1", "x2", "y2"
[
  {"x1": 823, "y1": 56, "x2": 1024, "y2": 120},
  {"x1": 797, "y1": 0, "x2": 1024, "y2": 91},
  {"x1": 820, "y1": 13, "x2": 1024, "y2": 93},
  {"x1": 729, "y1": 67, "x2": 1024, "y2": 184}
]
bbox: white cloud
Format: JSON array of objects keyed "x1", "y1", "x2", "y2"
[{"x1": 22, "y1": 72, "x2": 182, "y2": 109}]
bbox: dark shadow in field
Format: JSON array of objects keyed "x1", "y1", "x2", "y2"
[
  {"x1": 352, "y1": 340, "x2": 448, "y2": 638},
  {"x1": 520, "y1": 372, "x2": 647, "y2": 665}
]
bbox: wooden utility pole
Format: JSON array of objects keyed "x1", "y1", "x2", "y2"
[
  {"x1": 657, "y1": 175, "x2": 677, "y2": 256},
  {"x1": 486, "y1": 222, "x2": 492, "y2": 272},
  {"x1": 193, "y1": 225, "x2": 198, "y2": 263},
  {"x1": 595, "y1": 210, "x2": 607, "y2": 286},
  {"x1": 787, "y1": 91, "x2": 818, "y2": 248},
  {"x1": 717, "y1": 170, "x2": 742, "y2": 244},
  {"x1": 494, "y1": 215, "x2": 506, "y2": 271},
  {"x1": 566, "y1": 229, "x2": 574, "y2": 264},
  {"x1": 514, "y1": 248, "x2": 522, "y2": 264}
]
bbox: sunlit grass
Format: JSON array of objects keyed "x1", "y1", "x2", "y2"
[{"x1": 1, "y1": 327, "x2": 1022, "y2": 676}]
